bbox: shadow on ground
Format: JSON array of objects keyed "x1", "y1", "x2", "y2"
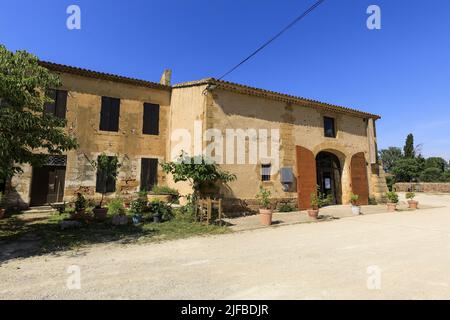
[
  {"x1": 0, "y1": 212, "x2": 228, "y2": 264},
  {"x1": 0, "y1": 214, "x2": 155, "y2": 264}
]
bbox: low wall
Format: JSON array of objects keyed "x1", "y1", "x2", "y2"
[
  {"x1": 222, "y1": 198, "x2": 298, "y2": 217},
  {"x1": 394, "y1": 183, "x2": 450, "y2": 193}
]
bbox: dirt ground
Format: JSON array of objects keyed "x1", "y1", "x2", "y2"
[{"x1": 1, "y1": 193, "x2": 450, "y2": 299}]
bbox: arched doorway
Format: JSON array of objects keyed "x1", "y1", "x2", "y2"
[{"x1": 316, "y1": 151, "x2": 342, "y2": 205}]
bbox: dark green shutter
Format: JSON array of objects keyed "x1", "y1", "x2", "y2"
[
  {"x1": 55, "y1": 90, "x2": 68, "y2": 119},
  {"x1": 143, "y1": 103, "x2": 159, "y2": 135},
  {"x1": 140, "y1": 158, "x2": 158, "y2": 191}
]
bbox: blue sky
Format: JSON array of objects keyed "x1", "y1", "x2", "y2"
[{"x1": 1, "y1": 0, "x2": 449, "y2": 159}]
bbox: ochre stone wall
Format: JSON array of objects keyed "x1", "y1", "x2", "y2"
[
  {"x1": 395, "y1": 183, "x2": 450, "y2": 193},
  {"x1": 10, "y1": 73, "x2": 171, "y2": 207},
  {"x1": 204, "y1": 89, "x2": 382, "y2": 205},
  {"x1": 8, "y1": 72, "x2": 388, "y2": 212}
]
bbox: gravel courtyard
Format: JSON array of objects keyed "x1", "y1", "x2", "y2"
[{"x1": 1, "y1": 193, "x2": 450, "y2": 300}]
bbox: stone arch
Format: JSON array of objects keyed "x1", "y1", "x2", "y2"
[{"x1": 315, "y1": 151, "x2": 343, "y2": 205}]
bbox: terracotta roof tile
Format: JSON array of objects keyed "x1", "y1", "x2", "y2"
[{"x1": 174, "y1": 78, "x2": 381, "y2": 120}]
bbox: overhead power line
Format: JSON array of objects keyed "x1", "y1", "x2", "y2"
[{"x1": 217, "y1": 0, "x2": 326, "y2": 81}]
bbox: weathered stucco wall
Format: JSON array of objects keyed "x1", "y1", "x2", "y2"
[
  {"x1": 11, "y1": 73, "x2": 171, "y2": 206},
  {"x1": 165, "y1": 85, "x2": 207, "y2": 197},
  {"x1": 203, "y1": 88, "x2": 382, "y2": 207}
]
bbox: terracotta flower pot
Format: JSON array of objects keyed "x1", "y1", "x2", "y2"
[
  {"x1": 259, "y1": 208, "x2": 273, "y2": 226},
  {"x1": 93, "y1": 207, "x2": 108, "y2": 221},
  {"x1": 387, "y1": 203, "x2": 397, "y2": 212},
  {"x1": 307, "y1": 209, "x2": 319, "y2": 219},
  {"x1": 0, "y1": 208, "x2": 5, "y2": 219},
  {"x1": 71, "y1": 209, "x2": 86, "y2": 220},
  {"x1": 408, "y1": 200, "x2": 419, "y2": 210}
]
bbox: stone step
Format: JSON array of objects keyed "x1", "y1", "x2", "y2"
[{"x1": 29, "y1": 206, "x2": 53, "y2": 211}]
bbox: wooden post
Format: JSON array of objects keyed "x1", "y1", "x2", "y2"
[
  {"x1": 206, "y1": 198, "x2": 212, "y2": 225},
  {"x1": 218, "y1": 199, "x2": 222, "y2": 226}
]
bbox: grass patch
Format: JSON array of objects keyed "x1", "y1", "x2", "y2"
[{"x1": 0, "y1": 212, "x2": 230, "y2": 257}]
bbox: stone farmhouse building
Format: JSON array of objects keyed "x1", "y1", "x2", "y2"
[{"x1": 7, "y1": 62, "x2": 388, "y2": 212}]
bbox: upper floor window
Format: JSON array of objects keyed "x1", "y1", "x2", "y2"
[
  {"x1": 99, "y1": 97, "x2": 120, "y2": 132},
  {"x1": 143, "y1": 103, "x2": 160, "y2": 135},
  {"x1": 261, "y1": 164, "x2": 272, "y2": 181},
  {"x1": 44, "y1": 90, "x2": 67, "y2": 119},
  {"x1": 324, "y1": 116, "x2": 336, "y2": 138}
]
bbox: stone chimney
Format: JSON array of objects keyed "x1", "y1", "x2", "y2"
[{"x1": 160, "y1": 69, "x2": 172, "y2": 86}]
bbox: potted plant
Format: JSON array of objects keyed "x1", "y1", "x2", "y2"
[
  {"x1": 308, "y1": 193, "x2": 320, "y2": 219},
  {"x1": 130, "y1": 197, "x2": 146, "y2": 225},
  {"x1": 256, "y1": 187, "x2": 272, "y2": 226},
  {"x1": 406, "y1": 192, "x2": 419, "y2": 209},
  {"x1": 386, "y1": 191, "x2": 399, "y2": 212},
  {"x1": 350, "y1": 193, "x2": 361, "y2": 215},
  {"x1": 0, "y1": 193, "x2": 6, "y2": 219},
  {"x1": 109, "y1": 198, "x2": 128, "y2": 225},
  {"x1": 148, "y1": 199, "x2": 172, "y2": 223},
  {"x1": 72, "y1": 192, "x2": 87, "y2": 220}
]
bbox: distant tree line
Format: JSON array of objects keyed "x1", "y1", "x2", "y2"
[{"x1": 379, "y1": 134, "x2": 450, "y2": 189}]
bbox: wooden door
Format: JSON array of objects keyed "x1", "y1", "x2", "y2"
[
  {"x1": 351, "y1": 152, "x2": 369, "y2": 205},
  {"x1": 47, "y1": 168, "x2": 66, "y2": 203},
  {"x1": 296, "y1": 146, "x2": 317, "y2": 210},
  {"x1": 30, "y1": 166, "x2": 66, "y2": 205},
  {"x1": 30, "y1": 167, "x2": 50, "y2": 206}
]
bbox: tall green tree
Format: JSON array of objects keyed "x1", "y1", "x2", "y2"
[
  {"x1": 424, "y1": 157, "x2": 447, "y2": 172},
  {"x1": 161, "y1": 152, "x2": 236, "y2": 196},
  {"x1": 0, "y1": 45, "x2": 77, "y2": 181},
  {"x1": 391, "y1": 158, "x2": 423, "y2": 182},
  {"x1": 378, "y1": 147, "x2": 403, "y2": 173},
  {"x1": 403, "y1": 133, "x2": 415, "y2": 158}
]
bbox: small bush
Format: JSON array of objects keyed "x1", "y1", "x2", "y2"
[
  {"x1": 279, "y1": 203, "x2": 295, "y2": 212},
  {"x1": 130, "y1": 198, "x2": 147, "y2": 215},
  {"x1": 385, "y1": 176, "x2": 395, "y2": 191},
  {"x1": 148, "y1": 200, "x2": 173, "y2": 221},
  {"x1": 386, "y1": 191, "x2": 399, "y2": 204},
  {"x1": 256, "y1": 187, "x2": 271, "y2": 209},
  {"x1": 350, "y1": 193, "x2": 359, "y2": 205},
  {"x1": 406, "y1": 192, "x2": 416, "y2": 200},
  {"x1": 368, "y1": 197, "x2": 378, "y2": 205},
  {"x1": 108, "y1": 198, "x2": 125, "y2": 216},
  {"x1": 74, "y1": 193, "x2": 87, "y2": 212},
  {"x1": 151, "y1": 185, "x2": 179, "y2": 195}
]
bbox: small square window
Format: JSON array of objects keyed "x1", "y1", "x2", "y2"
[
  {"x1": 324, "y1": 117, "x2": 336, "y2": 138},
  {"x1": 261, "y1": 164, "x2": 271, "y2": 181}
]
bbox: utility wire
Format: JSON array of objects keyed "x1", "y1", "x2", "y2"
[{"x1": 217, "y1": 0, "x2": 326, "y2": 81}]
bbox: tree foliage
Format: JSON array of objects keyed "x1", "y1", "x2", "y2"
[
  {"x1": 403, "y1": 133, "x2": 415, "y2": 158},
  {"x1": 161, "y1": 152, "x2": 236, "y2": 195},
  {"x1": 0, "y1": 45, "x2": 77, "y2": 180},
  {"x1": 382, "y1": 134, "x2": 450, "y2": 183},
  {"x1": 379, "y1": 147, "x2": 403, "y2": 173},
  {"x1": 424, "y1": 157, "x2": 447, "y2": 172},
  {"x1": 391, "y1": 158, "x2": 423, "y2": 182}
]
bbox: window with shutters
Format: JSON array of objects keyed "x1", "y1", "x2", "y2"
[
  {"x1": 142, "y1": 103, "x2": 160, "y2": 135},
  {"x1": 99, "y1": 97, "x2": 120, "y2": 132},
  {"x1": 44, "y1": 90, "x2": 68, "y2": 119},
  {"x1": 261, "y1": 164, "x2": 272, "y2": 181},
  {"x1": 324, "y1": 117, "x2": 336, "y2": 138},
  {"x1": 95, "y1": 156, "x2": 118, "y2": 193},
  {"x1": 140, "y1": 158, "x2": 158, "y2": 191}
]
